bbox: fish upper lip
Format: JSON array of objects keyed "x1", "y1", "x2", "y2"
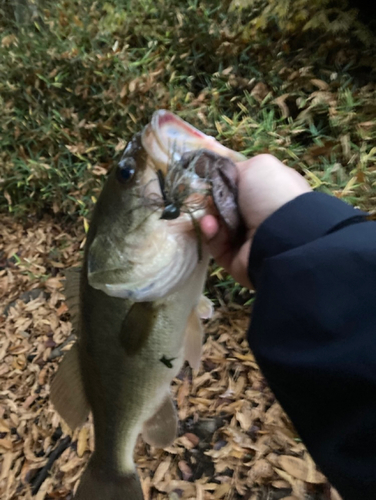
[
  {"x1": 153, "y1": 109, "x2": 207, "y2": 142},
  {"x1": 143, "y1": 110, "x2": 210, "y2": 167}
]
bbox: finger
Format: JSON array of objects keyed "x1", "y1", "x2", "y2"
[
  {"x1": 200, "y1": 215, "x2": 220, "y2": 240},
  {"x1": 201, "y1": 218, "x2": 236, "y2": 269},
  {"x1": 201, "y1": 215, "x2": 253, "y2": 289},
  {"x1": 228, "y1": 239, "x2": 252, "y2": 289}
]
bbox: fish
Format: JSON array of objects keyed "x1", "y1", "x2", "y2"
[{"x1": 50, "y1": 110, "x2": 245, "y2": 500}]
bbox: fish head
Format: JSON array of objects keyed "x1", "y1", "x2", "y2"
[
  {"x1": 86, "y1": 132, "x2": 159, "y2": 296},
  {"x1": 87, "y1": 111, "x2": 244, "y2": 302}
]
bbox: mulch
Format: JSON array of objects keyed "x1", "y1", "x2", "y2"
[{"x1": 0, "y1": 215, "x2": 341, "y2": 500}]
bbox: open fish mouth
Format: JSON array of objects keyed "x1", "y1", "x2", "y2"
[
  {"x1": 141, "y1": 110, "x2": 245, "y2": 174},
  {"x1": 140, "y1": 109, "x2": 246, "y2": 223}
]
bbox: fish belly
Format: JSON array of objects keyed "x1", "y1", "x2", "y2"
[{"x1": 80, "y1": 254, "x2": 209, "y2": 474}]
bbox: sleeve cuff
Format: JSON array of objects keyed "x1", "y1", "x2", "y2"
[{"x1": 248, "y1": 192, "x2": 368, "y2": 286}]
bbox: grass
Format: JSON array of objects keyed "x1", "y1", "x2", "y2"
[{"x1": 1, "y1": 0, "x2": 376, "y2": 218}]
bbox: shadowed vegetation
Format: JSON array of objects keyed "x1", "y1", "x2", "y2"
[{"x1": 1, "y1": 0, "x2": 375, "y2": 219}]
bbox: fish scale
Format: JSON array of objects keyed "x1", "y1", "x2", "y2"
[{"x1": 50, "y1": 110, "x2": 244, "y2": 500}]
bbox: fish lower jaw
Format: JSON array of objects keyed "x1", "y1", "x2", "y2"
[
  {"x1": 90, "y1": 281, "x2": 155, "y2": 300},
  {"x1": 90, "y1": 270, "x2": 195, "y2": 301},
  {"x1": 88, "y1": 232, "x2": 201, "y2": 301}
]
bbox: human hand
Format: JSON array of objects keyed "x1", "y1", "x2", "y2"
[{"x1": 201, "y1": 154, "x2": 312, "y2": 288}]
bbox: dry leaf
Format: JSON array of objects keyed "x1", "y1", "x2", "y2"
[
  {"x1": 0, "y1": 215, "x2": 331, "y2": 499},
  {"x1": 77, "y1": 427, "x2": 88, "y2": 457},
  {"x1": 153, "y1": 457, "x2": 171, "y2": 486},
  {"x1": 310, "y1": 78, "x2": 329, "y2": 90},
  {"x1": 178, "y1": 460, "x2": 193, "y2": 481},
  {"x1": 278, "y1": 455, "x2": 326, "y2": 484}
]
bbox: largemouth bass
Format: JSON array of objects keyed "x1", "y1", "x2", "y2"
[{"x1": 50, "y1": 110, "x2": 244, "y2": 500}]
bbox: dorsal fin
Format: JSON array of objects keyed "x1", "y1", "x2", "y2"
[
  {"x1": 63, "y1": 267, "x2": 81, "y2": 332},
  {"x1": 50, "y1": 343, "x2": 90, "y2": 430}
]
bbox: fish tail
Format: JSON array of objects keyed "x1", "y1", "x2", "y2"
[{"x1": 74, "y1": 455, "x2": 143, "y2": 500}]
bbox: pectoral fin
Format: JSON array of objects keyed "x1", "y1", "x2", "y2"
[
  {"x1": 120, "y1": 302, "x2": 155, "y2": 356},
  {"x1": 142, "y1": 394, "x2": 177, "y2": 448},
  {"x1": 50, "y1": 343, "x2": 90, "y2": 430}
]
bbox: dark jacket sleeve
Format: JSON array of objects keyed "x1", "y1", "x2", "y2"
[{"x1": 247, "y1": 192, "x2": 376, "y2": 500}]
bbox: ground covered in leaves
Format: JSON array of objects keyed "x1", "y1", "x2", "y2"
[
  {"x1": 0, "y1": 216, "x2": 340, "y2": 500},
  {"x1": 1, "y1": 0, "x2": 376, "y2": 499}
]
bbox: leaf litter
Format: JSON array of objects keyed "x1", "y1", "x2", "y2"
[
  {"x1": 1, "y1": 1, "x2": 374, "y2": 498},
  {"x1": 0, "y1": 215, "x2": 341, "y2": 499}
]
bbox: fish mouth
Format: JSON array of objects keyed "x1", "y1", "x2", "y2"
[
  {"x1": 140, "y1": 110, "x2": 245, "y2": 223},
  {"x1": 141, "y1": 110, "x2": 245, "y2": 174}
]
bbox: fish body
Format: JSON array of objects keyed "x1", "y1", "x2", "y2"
[{"x1": 51, "y1": 111, "x2": 244, "y2": 500}]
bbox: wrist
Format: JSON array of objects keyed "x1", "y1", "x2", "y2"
[{"x1": 248, "y1": 192, "x2": 368, "y2": 287}]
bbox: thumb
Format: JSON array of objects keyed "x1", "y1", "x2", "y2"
[{"x1": 200, "y1": 215, "x2": 235, "y2": 267}]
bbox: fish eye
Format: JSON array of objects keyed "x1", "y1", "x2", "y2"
[
  {"x1": 160, "y1": 204, "x2": 180, "y2": 220},
  {"x1": 116, "y1": 157, "x2": 136, "y2": 184}
]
